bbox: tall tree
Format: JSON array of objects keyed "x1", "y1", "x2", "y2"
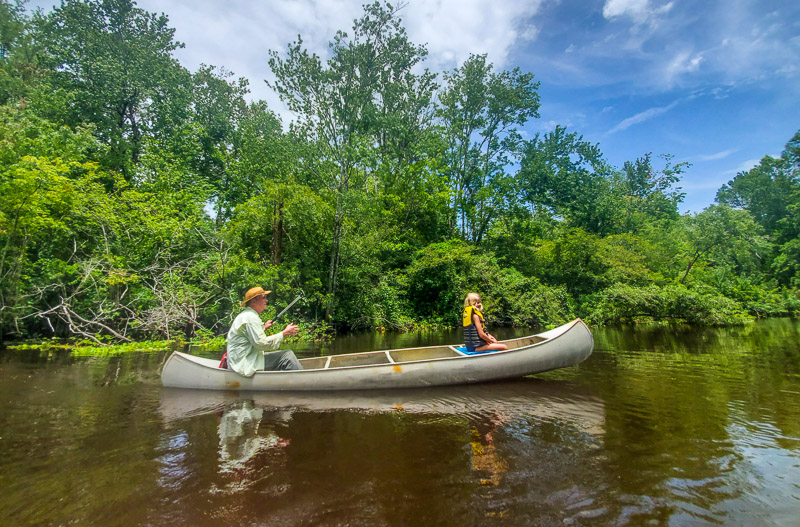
[
  {"x1": 189, "y1": 65, "x2": 250, "y2": 221},
  {"x1": 437, "y1": 53, "x2": 540, "y2": 243},
  {"x1": 680, "y1": 205, "x2": 764, "y2": 284},
  {"x1": 268, "y1": 1, "x2": 433, "y2": 318},
  {"x1": 716, "y1": 129, "x2": 800, "y2": 238},
  {"x1": 40, "y1": 0, "x2": 191, "y2": 178},
  {"x1": 620, "y1": 153, "x2": 687, "y2": 233},
  {"x1": 0, "y1": 0, "x2": 46, "y2": 105},
  {"x1": 517, "y1": 125, "x2": 615, "y2": 235}
]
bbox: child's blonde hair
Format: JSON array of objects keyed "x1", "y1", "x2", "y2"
[{"x1": 464, "y1": 292, "x2": 481, "y2": 308}]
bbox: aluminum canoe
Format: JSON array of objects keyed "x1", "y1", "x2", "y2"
[{"x1": 160, "y1": 318, "x2": 594, "y2": 391}]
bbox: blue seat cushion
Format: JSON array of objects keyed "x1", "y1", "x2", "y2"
[{"x1": 455, "y1": 346, "x2": 497, "y2": 355}]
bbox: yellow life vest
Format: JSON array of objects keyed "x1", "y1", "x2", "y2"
[
  {"x1": 463, "y1": 305, "x2": 486, "y2": 349},
  {"x1": 462, "y1": 305, "x2": 484, "y2": 327}
]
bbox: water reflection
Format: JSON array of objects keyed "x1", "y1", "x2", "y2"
[
  {"x1": 159, "y1": 379, "x2": 606, "y2": 435},
  {"x1": 469, "y1": 413, "x2": 507, "y2": 487},
  {"x1": 216, "y1": 400, "x2": 291, "y2": 475},
  {"x1": 2, "y1": 319, "x2": 799, "y2": 526},
  {"x1": 154, "y1": 380, "x2": 608, "y2": 524}
]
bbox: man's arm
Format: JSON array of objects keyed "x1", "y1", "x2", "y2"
[{"x1": 243, "y1": 313, "x2": 285, "y2": 351}]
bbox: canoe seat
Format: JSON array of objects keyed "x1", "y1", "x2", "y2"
[{"x1": 455, "y1": 346, "x2": 498, "y2": 355}]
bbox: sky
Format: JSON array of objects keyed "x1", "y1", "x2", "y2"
[{"x1": 28, "y1": 0, "x2": 800, "y2": 213}]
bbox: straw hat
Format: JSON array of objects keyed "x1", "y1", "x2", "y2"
[{"x1": 241, "y1": 286, "x2": 271, "y2": 306}]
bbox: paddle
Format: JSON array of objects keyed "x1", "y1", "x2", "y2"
[{"x1": 272, "y1": 289, "x2": 305, "y2": 322}]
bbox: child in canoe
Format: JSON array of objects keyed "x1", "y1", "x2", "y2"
[{"x1": 462, "y1": 293, "x2": 509, "y2": 352}]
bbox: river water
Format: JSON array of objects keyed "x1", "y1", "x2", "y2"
[{"x1": 1, "y1": 319, "x2": 799, "y2": 526}]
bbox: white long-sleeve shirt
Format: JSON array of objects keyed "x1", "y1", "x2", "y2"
[{"x1": 226, "y1": 307, "x2": 284, "y2": 377}]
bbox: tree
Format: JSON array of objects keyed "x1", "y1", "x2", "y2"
[
  {"x1": 437, "y1": 53, "x2": 540, "y2": 243},
  {"x1": 0, "y1": 106, "x2": 104, "y2": 338},
  {"x1": 0, "y1": 1, "x2": 24, "y2": 60},
  {"x1": 516, "y1": 125, "x2": 616, "y2": 234},
  {"x1": 189, "y1": 65, "x2": 250, "y2": 221},
  {"x1": 0, "y1": 0, "x2": 46, "y2": 105},
  {"x1": 680, "y1": 205, "x2": 764, "y2": 284},
  {"x1": 268, "y1": 1, "x2": 434, "y2": 318},
  {"x1": 620, "y1": 153, "x2": 687, "y2": 233},
  {"x1": 224, "y1": 100, "x2": 295, "y2": 221},
  {"x1": 716, "y1": 129, "x2": 800, "y2": 238},
  {"x1": 39, "y1": 0, "x2": 191, "y2": 178}
]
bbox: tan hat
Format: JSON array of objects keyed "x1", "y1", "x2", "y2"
[{"x1": 241, "y1": 286, "x2": 271, "y2": 307}]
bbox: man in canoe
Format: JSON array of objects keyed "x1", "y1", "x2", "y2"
[{"x1": 226, "y1": 287, "x2": 302, "y2": 376}]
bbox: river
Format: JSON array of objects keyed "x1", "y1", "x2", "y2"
[{"x1": 1, "y1": 319, "x2": 798, "y2": 526}]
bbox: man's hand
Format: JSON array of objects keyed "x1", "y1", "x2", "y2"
[
  {"x1": 263, "y1": 320, "x2": 274, "y2": 331},
  {"x1": 282, "y1": 323, "x2": 299, "y2": 337}
]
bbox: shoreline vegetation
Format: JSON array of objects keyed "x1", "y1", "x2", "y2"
[{"x1": 1, "y1": 1, "x2": 798, "y2": 352}]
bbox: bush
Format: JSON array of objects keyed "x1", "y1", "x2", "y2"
[
  {"x1": 582, "y1": 284, "x2": 752, "y2": 326},
  {"x1": 404, "y1": 239, "x2": 575, "y2": 327}
]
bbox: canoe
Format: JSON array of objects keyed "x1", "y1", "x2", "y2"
[{"x1": 160, "y1": 318, "x2": 594, "y2": 391}]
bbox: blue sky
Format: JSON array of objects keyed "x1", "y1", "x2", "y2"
[{"x1": 29, "y1": 0, "x2": 800, "y2": 212}]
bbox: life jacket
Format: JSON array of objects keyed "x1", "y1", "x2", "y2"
[
  {"x1": 219, "y1": 351, "x2": 228, "y2": 369},
  {"x1": 462, "y1": 305, "x2": 487, "y2": 350}
]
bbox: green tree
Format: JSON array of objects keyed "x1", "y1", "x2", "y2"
[
  {"x1": 717, "y1": 130, "x2": 800, "y2": 238},
  {"x1": 516, "y1": 125, "x2": 617, "y2": 234},
  {"x1": 0, "y1": 1, "x2": 47, "y2": 105},
  {"x1": 620, "y1": 153, "x2": 687, "y2": 233},
  {"x1": 679, "y1": 205, "x2": 765, "y2": 285},
  {"x1": 189, "y1": 65, "x2": 250, "y2": 221},
  {"x1": 437, "y1": 53, "x2": 540, "y2": 243},
  {"x1": 0, "y1": 106, "x2": 104, "y2": 338},
  {"x1": 268, "y1": 1, "x2": 434, "y2": 318},
  {"x1": 39, "y1": 0, "x2": 191, "y2": 177},
  {"x1": 0, "y1": 1, "x2": 24, "y2": 60},
  {"x1": 224, "y1": 100, "x2": 296, "y2": 220}
]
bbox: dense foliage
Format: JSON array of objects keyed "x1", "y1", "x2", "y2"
[{"x1": 1, "y1": 0, "x2": 798, "y2": 343}]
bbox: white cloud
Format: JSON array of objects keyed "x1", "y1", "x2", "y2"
[
  {"x1": 732, "y1": 158, "x2": 762, "y2": 174},
  {"x1": 403, "y1": 0, "x2": 546, "y2": 70},
  {"x1": 603, "y1": 0, "x2": 649, "y2": 22},
  {"x1": 660, "y1": 50, "x2": 704, "y2": 86},
  {"x1": 606, "y1": 99, "x2": 680, "y2": 134},
  {"x1": 696, "y1": 149, "x2": 737, "y2": 162},
  {"x1": 130, "y1": 0, "x2": 546, "y2": 122},
  {"x1": 710, "y1": 87, "x2": 730, "y2": 100},
  {"x1": 602, "y1": 0, "x2": 674, "y2": 27}
]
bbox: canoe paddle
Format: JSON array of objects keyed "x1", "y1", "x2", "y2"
[{"x1": 272, "y1": 290, "x2": 304, "y2": 322}]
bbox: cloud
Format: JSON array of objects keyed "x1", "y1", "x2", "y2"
[
  {"x1": 142, "y1": 0, "x2": 549, "y2": 79},
  {"x1": 606, "y1": 99, "x2": 680, "y2": 134},
  {"x1": 602, "y1": 0, "x2": 674, "y2": 27},
  {"x1": 587, "y1": 0, "x2": 800, "y2": 92},
  {"x1": 402, "y1": 0, "x2": 546, "y2": 70},
  {"x1": 732, "y1": 158, "x2": 762, "y2": 174},
  {"x1": 696, "y1": 149, "x2": 737, "y2": 162},
  {"x1": 128, "y1": 0, "x2": 547, "y2": 121},
  {"x1": 660, "y1": 49, "x2": 705, "y2": 86}
]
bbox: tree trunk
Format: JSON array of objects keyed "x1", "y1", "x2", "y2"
[
  {"x1": 271, "y1": 200, "x2": 284, "y2": 266},
  {"x1": 680, "y1": 250, "x2": 703, "y2": 284},
  {"x1": 325, "y1": 202, "x2": 344, "y2": 320}
]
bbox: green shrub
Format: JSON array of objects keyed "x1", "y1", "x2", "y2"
[{"x1": 582, "y1": 284, "x2": 752, "y2": 326}]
